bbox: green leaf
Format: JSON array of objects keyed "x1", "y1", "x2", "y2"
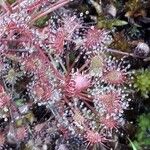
[
  {"x1": 34, "y1": 16, "x2": 49, "y2": 28},
  {"x1": 97, "y1": 19, "x2": 128, "y2": 29},
  {"x1": 69, "y1": 52, "x2": 76, "y2": 62},
  {"x1": 128, "y1": 138, "x2": 138, "y2": 150},
  {"x1": 15, "y1": 99, "x2": 24, "y2": 106}
]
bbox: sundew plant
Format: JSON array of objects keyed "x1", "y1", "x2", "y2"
[{"x1": 0, "y1": 0, "x2": 145, "y2": 149}]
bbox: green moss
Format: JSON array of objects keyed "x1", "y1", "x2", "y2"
[
  {"x1": 134, "y1": 69, "x2": 150, "y2": 98},
  {"x1": 132, "y1": 113, "x2": 150, "y2": 150}
]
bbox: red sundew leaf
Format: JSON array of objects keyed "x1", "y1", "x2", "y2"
[
  {"x1": 85, "y1": 27, "x2": 102, "y2": 49},
  {"x1": 21, "y1": 50, "x2": 49, "y2": 73},
  {"x1": 98, "y1": 91, "x2": 121, "y2": 114},
  {"x1": 49, "y1": 28, "x2": 65, "y2": 54},
  {"x1": 0, "y1": 84, "x2": 4, "y2": 93},
  {"x1": 0, "y1": 21, "x2": 34, "y2": 52},
  {"x1": 0, "y1": 133, "x2": 5, "y2": 146},
  {"x1": 62, "y1": 15, "x2": 82, "y2": 40},
  {"x1": 85, "y1": 129, "x2": 106, "y2": 144},
  {"x1": 29, "y1": 75, "x2": 52, "y2": 102},
  {"x1": 73, "y1": 73, "x2": 91, "y2": 92},
  {"x1": 103, "y1": 69, "x2": 126, "y2": 85},
  {"x1": 64, "y1": 77, "x2": 76, "y2": 96},
  {"x1": 34, "y1": 123, "x2": 46, "y2": 133},
  {"x1": 0, "y1": 84, "x2": 11, "y2": 108},
  {"x1": 64, "y1": 73, "x2": 91, "y2": 96},
  {"x1": 16, "y1": 126, "x2": 28, "y2": 141},
  {"x1": 100, "y1": 117, "x2": 118, "y2": 130},
  {"x1": 32, "y1": 82, "x2": 52, "y2": 101},
  {"x1": 0, "y1": 94, "x2": 10, "y2": 107},
  {"x1": 84, "y1": 27, "x2": 109, "y2": 49}
]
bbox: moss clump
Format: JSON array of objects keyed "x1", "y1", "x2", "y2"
[
  {"x1": 132, "y1": 113, "x2": 150, "y2": 150},
  {"x1": 134, "y1": 69, "x2": 150, "y2": 98}
]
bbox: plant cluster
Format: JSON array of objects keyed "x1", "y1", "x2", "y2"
[{"x1": 0, "y1": 0, "x2": 137, "y2": 149}]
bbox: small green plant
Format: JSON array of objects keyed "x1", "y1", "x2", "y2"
[
  {"x1": 128, "y1": 138, "x2": 138, "y2": 150},
  {"x1": 132, "y1": 113, "x2": 150, "y2": 150},
  {"x1": 134, "y1": 69, "x2": 150, "y2": 98}
]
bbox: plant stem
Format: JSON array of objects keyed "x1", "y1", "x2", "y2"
[
  {"x1": 107, "y1": 48, "x2": 134, "y2": 57},
  {"x1": 107, "y1": 48, "x2": 145, "y2": 59},
  {"x1": 29, "y1": 0, "x2": 71, "y2": 25}
]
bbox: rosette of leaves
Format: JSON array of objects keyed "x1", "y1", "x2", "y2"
[
  {"x1": 131, "y1": 113, "x2": 150, "y2": 150},
  {"x1": 134, "y1": 69, "x2": 150, "y2": 98}
]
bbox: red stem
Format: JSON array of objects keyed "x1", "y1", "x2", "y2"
[{"x1": 29, "y1": 0, "x2": 71, "y2": 25}]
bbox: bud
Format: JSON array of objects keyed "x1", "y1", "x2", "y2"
[{"x1": 134, "y1": 42, "x2": 150, "y2": 58}]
